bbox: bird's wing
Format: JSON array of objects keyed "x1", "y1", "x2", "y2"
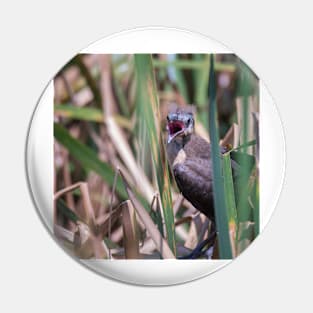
[{"x1": 173, "y1": 158, "x2": 214, "y2": 219}]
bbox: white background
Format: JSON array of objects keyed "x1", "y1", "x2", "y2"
[{"x1": 0, "y1": 1, "x2": 312, "y2": 312}]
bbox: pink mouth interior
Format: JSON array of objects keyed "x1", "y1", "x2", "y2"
[{"x1": 168, "y1": 121, "x2": 185, "y2": 135}]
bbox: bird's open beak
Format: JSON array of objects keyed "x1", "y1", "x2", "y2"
[{"x1": 167, "y1": 120, "x2": 186, "y2": 143}]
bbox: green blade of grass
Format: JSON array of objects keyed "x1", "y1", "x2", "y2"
[
  {"x1": 236, "y1": 62, "x2": 254, "y2": 224},
  {"x1": 222, "y1": 152, "x2": 238, "y2": 225},
  {"x1": 208, "y1": 54, "x2": 233, "y2": 259},
  {"x1": 54, "y1": 123, "x2": 127, "y2": 199},
  {"x1": 233, "y1": 61, "x2": 259, "y2": 252},
  {"x1": 153, "y1": 58, "x2": 236, "y2": 72},
  {"x1": 134, "y1": 54, "x2": 176, "y2": 256},
  {"x1": 252, "y1": 175, "x2": 259, "y2": 236},
  {"x1": 55, "y1": 105, "x2": 103, "y2": 122},
  {"x1": 134, "y1": 89, "x2": 164, "y2": 233},
  {"x1": 241, "y1": 68, "x2": 249, "y2": 155},
  {"x1": 222, "y1": 152, "x2": 238, "y2": 255},
  {"x1": 54, "y1": 104, "x2": 131, "y2": 129},
  {"x1": 134, "y1": 92, "x2": 153, "y2": 178}
]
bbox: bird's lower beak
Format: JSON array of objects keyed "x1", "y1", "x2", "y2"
[{"x1": 167, "y1": 129, "x2": 185, "y2": 143}]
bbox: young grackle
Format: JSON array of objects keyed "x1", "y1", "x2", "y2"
[
  {"x1": 166, "y1": 106, "x2": 235, "y2": 258},
  {"x1": 166, "y1": 107, "x2": 216, "y2": 220}
]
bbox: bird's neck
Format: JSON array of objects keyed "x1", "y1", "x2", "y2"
[
  {"x1": 173, "y1": 134, "x2": 191, "y2": 148},
  {"x1": 167, "y1": 134, "x2": 192, "y2": 166}
]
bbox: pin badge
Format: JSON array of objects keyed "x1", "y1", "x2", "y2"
[{"x1": 26, "y1": 27, "x2": 285, "y2": 285}]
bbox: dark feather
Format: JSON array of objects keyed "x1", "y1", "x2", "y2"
[{"x1": 173, "y1": 157, "x2": 215, "y2": 220}]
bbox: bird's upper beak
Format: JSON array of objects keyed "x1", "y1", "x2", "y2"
[{"x1": 167, "y1": 120, "x2": 186, "y2": 143}]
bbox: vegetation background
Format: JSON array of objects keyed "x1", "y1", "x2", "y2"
[{"x1": 53, "y1": 53, "x2": 259, "y2": 259}]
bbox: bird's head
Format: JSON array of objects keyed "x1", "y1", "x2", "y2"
[{"x1": 166, "y1": 109, "x2": 195, "y2": 143}]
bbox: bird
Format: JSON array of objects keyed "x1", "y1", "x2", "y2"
[{"x1": 166, "y1": 106, "x2": 234, "y2": 258}]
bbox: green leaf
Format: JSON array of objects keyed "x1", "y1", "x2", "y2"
[
  {"x1": 54, "y1": 105, "x2": 131, "y2": 129},
  {"x1": 235, "y1": 63, "x2": 257, "y2": 224},
  {"x1": 252, "y1": 176, "x2": 260, "y2": 236},
  {"x1": 208, "y1": 54, "x2": 233, "y2": 259},
  {"x1": 55, "y1": 105, "x2": 103, "y2": 122},
  {"x1": 134, "y1": 54, "x2": 176, "y2": 256},
  {"x1": 153, "y1": 58, "x2": 236, "y2": 72},
  {"x1": 222, "y1": 152, "x2": 238, "y2": 253},
  {"x1": 222, "y1": 152, "x2": 238, "y2": 226}
]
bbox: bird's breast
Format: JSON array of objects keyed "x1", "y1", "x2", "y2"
[{"x1": 173, "y1": 148, "x2": 187, "y2": 167}]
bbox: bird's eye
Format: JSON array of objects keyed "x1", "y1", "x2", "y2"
[{"x1": 187, "y1": 118, "x2": 191, "y2": 124}]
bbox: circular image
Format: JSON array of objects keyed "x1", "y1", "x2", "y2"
[{"x1": 26, "y1": 27, "x2": 285, "y2": 285}]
